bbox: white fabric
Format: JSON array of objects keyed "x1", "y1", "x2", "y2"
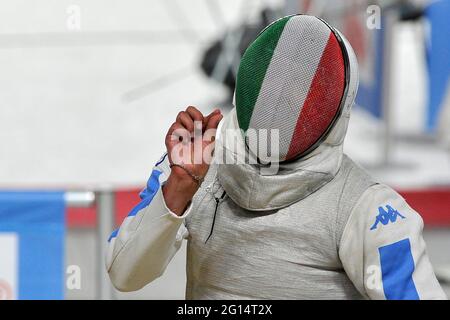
[
  {"x1": 339, "y1": 184, "x2": 447, "y2": 300},
  {"x1": 106, "y1": 160, "x2": 191, "y2": 291}
]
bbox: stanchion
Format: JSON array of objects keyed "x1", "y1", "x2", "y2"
[{"x1": 96, "y1": 190, "x2": 115, "y2": 300}]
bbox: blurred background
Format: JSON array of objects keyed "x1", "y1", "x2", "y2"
[{"x1": 0, "y1": 0, "x2": 449, "y2": 300}]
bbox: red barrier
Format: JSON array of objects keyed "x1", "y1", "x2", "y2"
[
  {"x1": 66, "y1": 188, "x2": 141, "y2": 228},
  {"x1": 398, "y1": 188, "x2": 450, "y2": 227},
  {"x1": 66, "y1": 188, "x2": 450, "y2": 228}
]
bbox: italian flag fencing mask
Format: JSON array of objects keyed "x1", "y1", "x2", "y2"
[{"x1": 235, "y1": 15, "x2": 349, "y2": 163}]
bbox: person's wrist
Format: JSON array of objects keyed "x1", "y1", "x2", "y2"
[
  {"x1": 169, "y1": 169, "x2": 199, "y2": 192},
  {"x1": 162, "y1": 170, "x2": 199, "y2": 216}
]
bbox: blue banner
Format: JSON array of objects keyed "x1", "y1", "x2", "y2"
[
  {"x1": 0, "y1": 191, "x2": 65, "y2": 300},
  {"x1": 426, "y1": 0, "x2": 450, "y2": 131},
  {"x1": 355, "y1": 22, "x2": 384, "y2": 118},
  {"x1": 320, "y1": 3, "x2": 385, "y2": 118}
]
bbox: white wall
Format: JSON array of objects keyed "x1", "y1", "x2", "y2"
[{"x1": 0, "y1": 0, "x2": 282, "y2": 187}]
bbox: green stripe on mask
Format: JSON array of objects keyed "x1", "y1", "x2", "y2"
[{"x1": 235, "y1": 16, "x2": 291, "y2": 132}]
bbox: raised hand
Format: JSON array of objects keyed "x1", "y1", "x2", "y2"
[{"x1": 163, "y1": 106, "x2": 223, "y2": 215}]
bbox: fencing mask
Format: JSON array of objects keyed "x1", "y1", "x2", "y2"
[{"x1": 235, "y1": 14, "x2": 349, "y2": 163}]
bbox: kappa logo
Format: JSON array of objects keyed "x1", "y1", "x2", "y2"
[{"x1": 370, "y1": 205, "x2": 405, "y2": 230}]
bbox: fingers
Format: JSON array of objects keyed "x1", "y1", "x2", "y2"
[
  {"x1": 165, "y1": 124, "x2": 191, "y2": 166},
  {"x1": 175, "y1": 106, "x2": 206, "y2": 133},
  {"x1": 166, "y1": 106, "x2": 222, "y2": 146},
  {"x1": 176, "y1": 111, "x2": 195, "y2": 132},
  {"x1": 203, "y1": 109, "x2": 221, "y2": 127},
  {"x1": 185, "y1": 106, "x2": 204, "y2": 125},
  {"x1": 205, "y1": 112, "x2": 223, "y2": 131},
  {"x1": 165, "y1": 122, "x2": 188, "y2": 146}
]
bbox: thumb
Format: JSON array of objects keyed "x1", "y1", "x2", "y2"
[
  {"x1": 205, "y1": 112, "x2": 223, "y2": 131},
  {"x1": 203, "y1": 109, "x2": 221, "y2": 128}
]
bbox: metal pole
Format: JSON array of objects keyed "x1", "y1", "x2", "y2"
[{"x1": 96, "y1": 190, "x2": 115, "y2": 300}]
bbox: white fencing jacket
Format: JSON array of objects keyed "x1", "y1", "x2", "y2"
[
  {"x1": 105, "y1": 109, "x2": 446, "y2": 299},
  {"x1": 105, "y1": 33, "x2": 446, "y2": 299}
]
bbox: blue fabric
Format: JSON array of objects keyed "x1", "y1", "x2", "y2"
[
  {"x1": 378, "y1": 238, "x2": 420, "y2": 300},
  {"x1": 425, "y1": 0, "x2": 450, "y2": 131},
  {"x1": 0, "y1": 191, "x2": 65, "y2": 300},
  {"x1": 108, "y1": 228, "x2": 119, "y2": 242},
  {"x1": 138, "y1": 170, "x2": 163, "y2": 202},
  {"x1": 370, "y1": 204, "x2": 406, "y2": 230},
  {"x1": 108, "y1": 169, "x2": 162, "y2": 242},
  {"x1": 154, "y1": 152, "x2": 168, "y2": 167},
  {"x1": 355, "y1": 18, "x2": 384, "y2": 118}
]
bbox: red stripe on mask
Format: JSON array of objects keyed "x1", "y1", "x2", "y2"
[{"x1": 286, "y1": 32, "x2": 345, "y2": 160}]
